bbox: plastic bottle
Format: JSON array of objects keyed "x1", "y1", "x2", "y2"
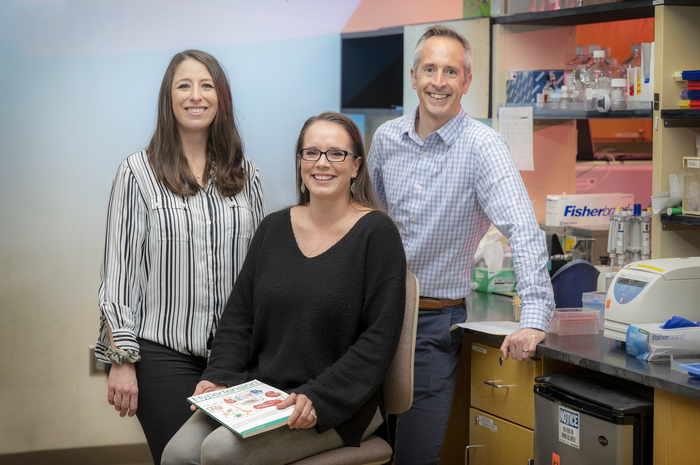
[
  {"x1": 611, "y1": 78, "x2": 627, "y2": 111},
  {"x1": 564, "y1": 46, "x2": 588, "y2": 92},
  {"x1": 585, "y1": 50, "x2": 613, "y2": 106},
  {"x1": 619, "y1": 43, "x2": 642, "y2": 78},
  {"x1": 547, "y1": 0, "x2": 559, "y2": 11},
  {"x1": 559, "y1": 86, "x2": 571, "y2": 110},
  {"x1": 584, "y1": 45, "x2": 602, "y2": 68},
  {"x1": 542, "y1": 73, "x2": 555, "y2": 105}
]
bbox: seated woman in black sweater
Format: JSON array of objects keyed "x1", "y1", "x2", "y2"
[{"x1": 162, "y1": 112, "x2": 406, "y2": 464}]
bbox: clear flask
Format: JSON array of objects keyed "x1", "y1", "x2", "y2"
[
  {"x1": 542, "y1": 73, "x2": 554, "y2": 105},
  {"x1": 585, "y1": 50, "x2": 613, "y2": 106}
]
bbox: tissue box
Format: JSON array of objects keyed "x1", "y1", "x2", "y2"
[
  {"x1": 546, "y1": 193, "x2": 633, "y2": 230},
  {"x1": 471, "y1": 268, "x2": 517, "y2": 293},
  {"x1": 626, "y1": 323, "x2": 700, "y2": 361}
]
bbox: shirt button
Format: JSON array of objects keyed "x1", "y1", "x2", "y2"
[
  {"x1": 206, "y1": 220, "x2": 212, "y2": 225},
  {"x1": 411, "y1": 217, "x2": 417, "y2": 223},
  {"x1": 210, "y1": 312, "x2": 214, "y2": 317},
  {"x1": 414, "y1": 184, "x2": 421, "y2": 190},
  {"x1": 209, "y1": 280, "x2": 214, "y2": 286},
  {"x1": 207, "y1": 251, "x2": 212, "y2": 256},
  {"x1": 421, "y1": 152, "x2": 427, "y2": 158},
  {"x1": 405, "y1": 247, "x2": 410, "y2": 253},
  {"x1": 182, "y1": 203, "x2": 187, "y2": 208}
]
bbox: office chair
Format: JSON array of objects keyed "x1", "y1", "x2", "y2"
[{"x1": 291, "y1": 270, "x2": 420, "y2": 465}]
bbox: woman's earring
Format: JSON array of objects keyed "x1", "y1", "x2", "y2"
[
  {"x1": 301, "y1": 181, "x2": 306, "y2": 194},
  {"x1": 350, "y1": 178, "x2": 357, "y2": 194}
]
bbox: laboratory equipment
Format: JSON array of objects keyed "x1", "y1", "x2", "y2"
[
  {"x1": 603, "y1": 257, "x2": 700, "y2": 341},
  {"x1": 551, "y1": 259, "x2": 599, "y2": 308},
  {"x1": 534, "y1": 372, "x2": 653, "y2": 465}
]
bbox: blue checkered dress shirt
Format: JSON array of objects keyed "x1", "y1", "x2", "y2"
[{"x1": 367, "y1": 107, "x2": 554, "y2": 332}]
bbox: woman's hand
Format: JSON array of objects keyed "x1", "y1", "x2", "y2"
[
  {"x1": 189, "y1": 380, "x2": 227, "y2": 411},
  {"x1": 278, "y1": 392, "x2": 318, "y2": 429},
  {"x1": 107, "y1": 362, "x2": 138, "y2": 417}
]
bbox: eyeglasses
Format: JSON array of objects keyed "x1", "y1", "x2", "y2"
[{"x1": 299, "y1": 148, "x2": 357, "y2": 163}]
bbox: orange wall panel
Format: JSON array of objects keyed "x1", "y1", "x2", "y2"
[{"x1": 343, "y1": 0, "x2": 463, "y2": 33}]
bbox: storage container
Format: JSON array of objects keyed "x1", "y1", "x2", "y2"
[
  {"x1": 582, "y1": 290, "x2": 607, "y2": 330},
  {"x1": 549, "y1": 308, "x2": 600, "y2": 335}
]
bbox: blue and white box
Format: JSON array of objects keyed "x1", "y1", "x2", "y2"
[
  {"x1": 506, "y1": 70, "x2": 564, "y2": 104},
  {"x1": 626, "y1": 323, "x2": 700, "y2": 362}
]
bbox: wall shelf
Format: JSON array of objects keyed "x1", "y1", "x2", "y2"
[
  {"x1": 499, "y1": 102, "x2": 652, "y2": 120},
  {"x1": 492, "y1": 0, "x2": 655, "y2": 26},
  {"x1": 660, "y1": 109, "x2": 700, "y2": 127},
  {"x1": 660, "y1": 213, "x2": 700, "y2": 230}
]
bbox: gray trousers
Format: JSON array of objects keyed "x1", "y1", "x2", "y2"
[{"x1": 162, "y1": 407, "x2": 383, "y2": 465}]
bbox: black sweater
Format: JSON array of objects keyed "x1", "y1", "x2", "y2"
[{"x1": 203, "y1": 208, "x2": 406, "y2": 446}]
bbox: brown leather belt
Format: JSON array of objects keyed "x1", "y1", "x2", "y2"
[{"x1": 418, "y1": 297, "x2": 465, "y2": 310}]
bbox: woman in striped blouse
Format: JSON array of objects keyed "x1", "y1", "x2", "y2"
[{"x1": 96, "y1": 50, "x2": 266, "y2": 464}]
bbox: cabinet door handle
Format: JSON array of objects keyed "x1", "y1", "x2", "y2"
[
  {"x1": 465, "y1": 445, "x2": 485, "y2": 465},
  {"x1": 484, "y1": 379, "x2": 517, "y2": 388}
]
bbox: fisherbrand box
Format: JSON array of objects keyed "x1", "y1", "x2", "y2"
[
  {"x1": 545, "y1": 193, "x2": 633, "y2": 230},
  {"x1": 626, "y1": 323, "x2": 700, "y2": 362}
]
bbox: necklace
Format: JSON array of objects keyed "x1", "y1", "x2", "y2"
[{"x1": 304, "y1": 204, "x2": 351, "y2": 257}]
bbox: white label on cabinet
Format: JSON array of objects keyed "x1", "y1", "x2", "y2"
[
  {"x1": 472, "y1": 345, "x2": 487, "y2": 354},
  {"x1": 478, "y1": 415, "x2": 497, "y2": 432},
  {"x1": 558, "y1": 406, "x2": 580, "y2": 449},
  {"x1": 687, "y1": 159, "x2": 700, "y2": 169}
]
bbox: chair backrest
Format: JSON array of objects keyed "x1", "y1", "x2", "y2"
[{"x1": 382, "y1": 270, "x2": 419, "y2": 414}]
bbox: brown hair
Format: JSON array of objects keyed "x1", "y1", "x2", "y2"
[
  {"x1": 294, "y1": 112, "x2": 383, "y2": 211},
  {"x1": 148, "y1": 49, "x2": 246, "y2": 197},
  {"x1": 413, "y1": 25, "x2": 473, "y2": 82}
]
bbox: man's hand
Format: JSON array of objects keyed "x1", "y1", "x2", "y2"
[
  {"x1": 107, "y1": 362, "x2": 138, "y2": 417},
  {"x1": 189, "y1": 380, "x2": 227, "y2": 411},
  {"x1": 500, "y1": 328, "x2": 545, "y2": 361}
]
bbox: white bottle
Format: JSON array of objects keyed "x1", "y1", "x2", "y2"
[{"x1": 611, "y1": 78, "x2": 627, "y2": 111}]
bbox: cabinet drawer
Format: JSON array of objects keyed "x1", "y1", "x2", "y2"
[
  {"x1": 467, "y1": 407, "x2": 533, "y2": 465},
  {"x1": 471, "y1": 342, "x2": 541, "y2": 429}
]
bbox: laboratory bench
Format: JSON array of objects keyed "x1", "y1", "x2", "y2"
[{"x1": 439, "y1": 291, "x2": 700, "y2": 465}]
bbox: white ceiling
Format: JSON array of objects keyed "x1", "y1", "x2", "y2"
[{"x1": 3, "y1": 0, "x2": 362, "y2": 57}]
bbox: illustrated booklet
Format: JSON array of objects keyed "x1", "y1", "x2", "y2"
[{"x1": 187, "y1": 379, "x2": 294, "y2": 438}]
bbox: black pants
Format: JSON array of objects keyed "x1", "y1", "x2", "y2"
[{"x1": 134, "y1": 338, "x2": 208, "y2": 465}]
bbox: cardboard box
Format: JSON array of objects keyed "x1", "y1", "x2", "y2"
[
  {"x1": 625, "y1": 323, "x2": 700, "y2": 362},
  {"x1": 545, "y1": 193, "x2": 633, "y2": 230},
  {"x1": 471, "y1": 268, "x2": 517, "y2": 293},
  {"x1": 506, "y1": 70, "x2": 564, "y2": 104}
]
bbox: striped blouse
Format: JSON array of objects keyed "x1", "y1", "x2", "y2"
[{"x1": 96, "y1": 150, "x2": 266, "y2": 362}]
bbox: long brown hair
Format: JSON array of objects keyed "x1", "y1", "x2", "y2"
[
  {"x1": 294, "y1": 112, "x2": 384, "y2": 212},
  {"x1": 148, "y1": 49, "x2": 246, "y2": 197}
]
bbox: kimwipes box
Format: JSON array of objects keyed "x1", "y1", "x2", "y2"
[
  {"x1": 625, "y1": 323, "x2": 700, "y2": 362},
  {"x1": 471, "y1": 268, "x2": 517, "y2": 293},
  {"x1": 545, "y1": 193, "x2": 633, "y2": 230}
]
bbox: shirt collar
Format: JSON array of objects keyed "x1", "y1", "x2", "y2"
[{"x1": 403, "y1": 106, "x2": 467, "y2": 147}]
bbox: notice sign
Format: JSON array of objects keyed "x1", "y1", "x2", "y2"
[{"x1": 558, "y1": 406, "x2": 580, "y2": 448}]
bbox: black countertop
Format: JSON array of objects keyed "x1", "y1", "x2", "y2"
[{"x1": 464, "y1": 292, "x2": 700, "y2": 401}]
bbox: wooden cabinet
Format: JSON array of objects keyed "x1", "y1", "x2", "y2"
[
  {"x1": 470, "y1": 341, "x2": 541, "y2": 429},
  {"x1": 467, "y1": 407, "x2": 534, "y2": 465}
]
